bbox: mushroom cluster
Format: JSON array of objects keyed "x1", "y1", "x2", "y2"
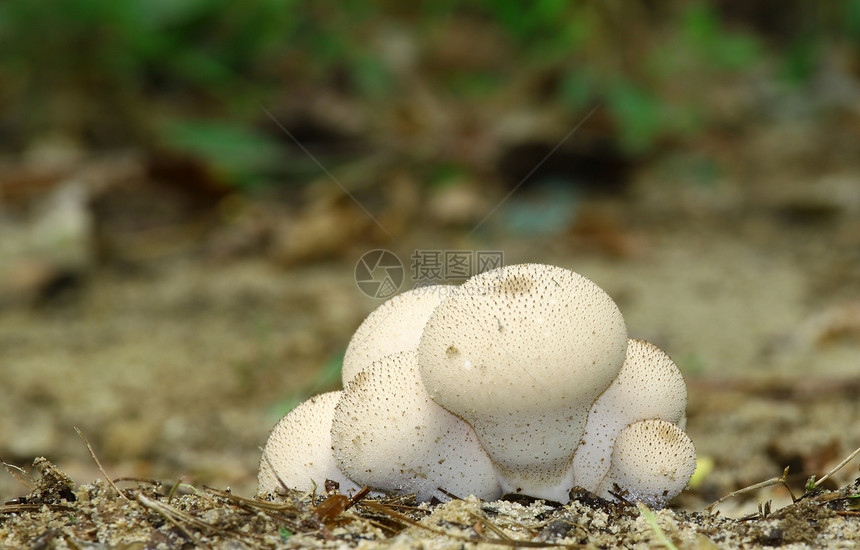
[{"x1": 259, "y1": 264, "x2": 696, "y2": 508}]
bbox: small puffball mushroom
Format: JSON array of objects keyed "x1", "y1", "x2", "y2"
[
  {"x1": 418, "y1": 263, "x2": 627, "y2": 502},
  {"x1": 573, "y1": 339, "x2": 687, "y2": 494},
  {"x1": 594, "y1": 419, "x2": 696, "y2": 508},
  {"x1": 342, "y1": 284, "x2": 456, "y2": 384},
  {"x1": 331, "y1": 351, "x2": 501, "y2": 501},
  {"x1": 258, "y1": 391, "x2": 361, "y2": 496}
]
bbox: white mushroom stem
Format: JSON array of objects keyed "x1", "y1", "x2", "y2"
[
  {"x1": 594, "y1": 419, "x2": 696, "y2": 508},
  {"x1": 342, "y1": 284, "x2": 456, "y2": 384},
  {"x1": 573, "y1": 339, "x2": 688, "y2": 493},
  {"x1": 258, "y1": 391, "x2": 361, "y2": 496},
  {"x1": 418, "y1": 264, "x2": 628, "y2": 502},
  {"x1": 331, "y1": 351, "x2": 501, "y2": 502}
]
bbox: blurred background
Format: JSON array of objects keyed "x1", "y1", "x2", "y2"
[{"x1": 1, "y1": 0, "x2": 859, "y2": 514}]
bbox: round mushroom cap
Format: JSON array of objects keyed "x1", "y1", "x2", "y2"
[
  {"x1": 418, "y1": 263, "x2": 627, "y2": 500},
  {"x1": 258, "y1": 391, "x2": 360, "y2": 496},
  {"x1": 573, "y1": 339, "x2": 688, "y2": 493},
  {"x1": 331, "y1": 351, "x2": 501, "y2": 502},
  {"x1": 342, "y1": 284, "x2": 456, "y2": 384},
  {"x1": 595, "y1": 419, "x2": 696, "y2": 508}
]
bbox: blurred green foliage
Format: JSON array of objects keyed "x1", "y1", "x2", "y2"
[
  {"x1": 679, "y1": 3, "x2": 762, "y2": 71},
  {"x1": 848, "y1": 0, "x2": 860, "y2": 36},
  {"x1": 487, "y1": 0, "x2": 592, "y2": 60},
  {"x1": 163, "y1": 119, "x2": 285, "y2": 189},
  {"x1": 0, "y1": 0, "x2": 857, "y2": 184}
]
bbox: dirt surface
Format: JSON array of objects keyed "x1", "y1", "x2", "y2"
[
  {"x1": 0, "y1": 458, "x2": 859, "y2": 549},
  {"x1": 1, "y1": 121, "x2": 860, "y2": 546}
]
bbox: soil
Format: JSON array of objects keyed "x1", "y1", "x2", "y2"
[
  {"x1": 0, "y1": 459, "x2": 859, "y2": 549},
  {"x1": 1, "y1": 121, "x2": 860, "y2": 547}
]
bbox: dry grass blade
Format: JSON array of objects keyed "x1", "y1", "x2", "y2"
[
  {"x1": 375, "y1": 502, "x2": 432, "y2": 513},
  {"x1": 813, "y1": 443, "x2": 860, "y2": 489},
  {"x1": 468, "y1": 510, "x2": 513, "y2": 541},
  {"x1": 74, "y1": 427, "x2": 129, "y2": 501},
  {"x1": 707, "y1": 443, "x2": 860, "y2": 515},
  {"x1": 137, "y1": 494, "x2": 218, "y2": 533},
  {"x1": 136, "y1": 494, "x2": 206, "y2": 546},
  {"x1": 356, "y1": 515, "x2": 404, "y2": 536},
  {"x1": 204, "y1": 487, "x2": 304, "y2": 533},
  {"x1": 0, "y1": 503, "x2": 76, "y2": 514},
  {"x1": 136, "y1": 493, "x2": 267, "y2": 547},
  {"x1": 706, "y1": 466, "x2": 793, "y2": 514},
  {"x1": 2, "y1": 461, "x2": 35, "y2": 491},
  {"x1": 536, "y1": 517, "x2": 588, "y2": 538},
  {"x1": 206, "y1": 486, "x2": 282, "y2": 508},
  {"x1": 361, "y1": 500, "x2": 582, "y2": 548}
]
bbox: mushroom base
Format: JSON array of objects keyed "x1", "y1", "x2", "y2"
[{"x1": 496, "y1": 465, "x2": 576, "y2": 504}]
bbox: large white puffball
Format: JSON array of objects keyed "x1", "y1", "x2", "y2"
[{"x1": 419, "y1": 263, "x2": 627, "y2": 502}]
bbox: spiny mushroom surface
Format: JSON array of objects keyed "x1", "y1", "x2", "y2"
[
  {"x1": 572, "y1": 338, "x2": 688, "y2": 494},
  {"x1": 342, "y1": 284, "x2": 455, "y2": 384},
  {"x1": 593, "y1": 418, "x2": 697, "y2": 508},
  {"x1": 417, "y1": 263, "x2": 628, "y2": 502},
  {"x1": 331, "y1": 351, "x2": 501, "y2": 501},
  {"x1": 258, "y1": 391, "x2": 360, "y2": 496}
]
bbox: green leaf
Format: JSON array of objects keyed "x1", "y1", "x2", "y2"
[
  {"x1": 681, "y1": 2, "x2": 761, "y2": 71},
  {"x1": 559, "y1": 70, "x2": 596, "y2": 111},
  {"x1": 160, "y1": 119, "x2": 285, "y2": 189},
  {"x1": 608, "y1": 82, "x2": 663, "y2": 154}
]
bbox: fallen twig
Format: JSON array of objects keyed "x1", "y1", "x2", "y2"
[
  {"x1": 706, "y1": 467, "x2": 794, "y2": 514},
  {"x1": 74, "y1": 427, "x2": 128, "y2": 501},
  {"x1": 1, "y1": 460, "x2": 35, "y2": 492},
  {"x1": 0, "y1": 503, "x2": 76, "y2": 514},
  {"x1": 136, "y1": 493, "x2": 208, "y2": 547},
  {"x1": 812, "y1": 443, "x2": 860, "y2": 490}
]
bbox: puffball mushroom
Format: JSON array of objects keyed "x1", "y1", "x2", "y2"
[
  {"x1": 572, "y1": 339, "x2": 688, "y2": 494},
  {"x1": 331, "y1": 351, "x2": 501, "y2": 501},
  {"x1": 258, "y1": 391, "x2": 360, "y2": 496},
  {"x1": 259, "y1": 262, "x2": 697, "y2": 508},
  {"x1": 594, "y1": 419, "x2": 696, "y2": 508},
  {"x1": 342, "y1": 284, "x2": 455, "y2": 384},
  {"x1": 418, "y1": 263, "x2": 628, "y2": 502}
]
